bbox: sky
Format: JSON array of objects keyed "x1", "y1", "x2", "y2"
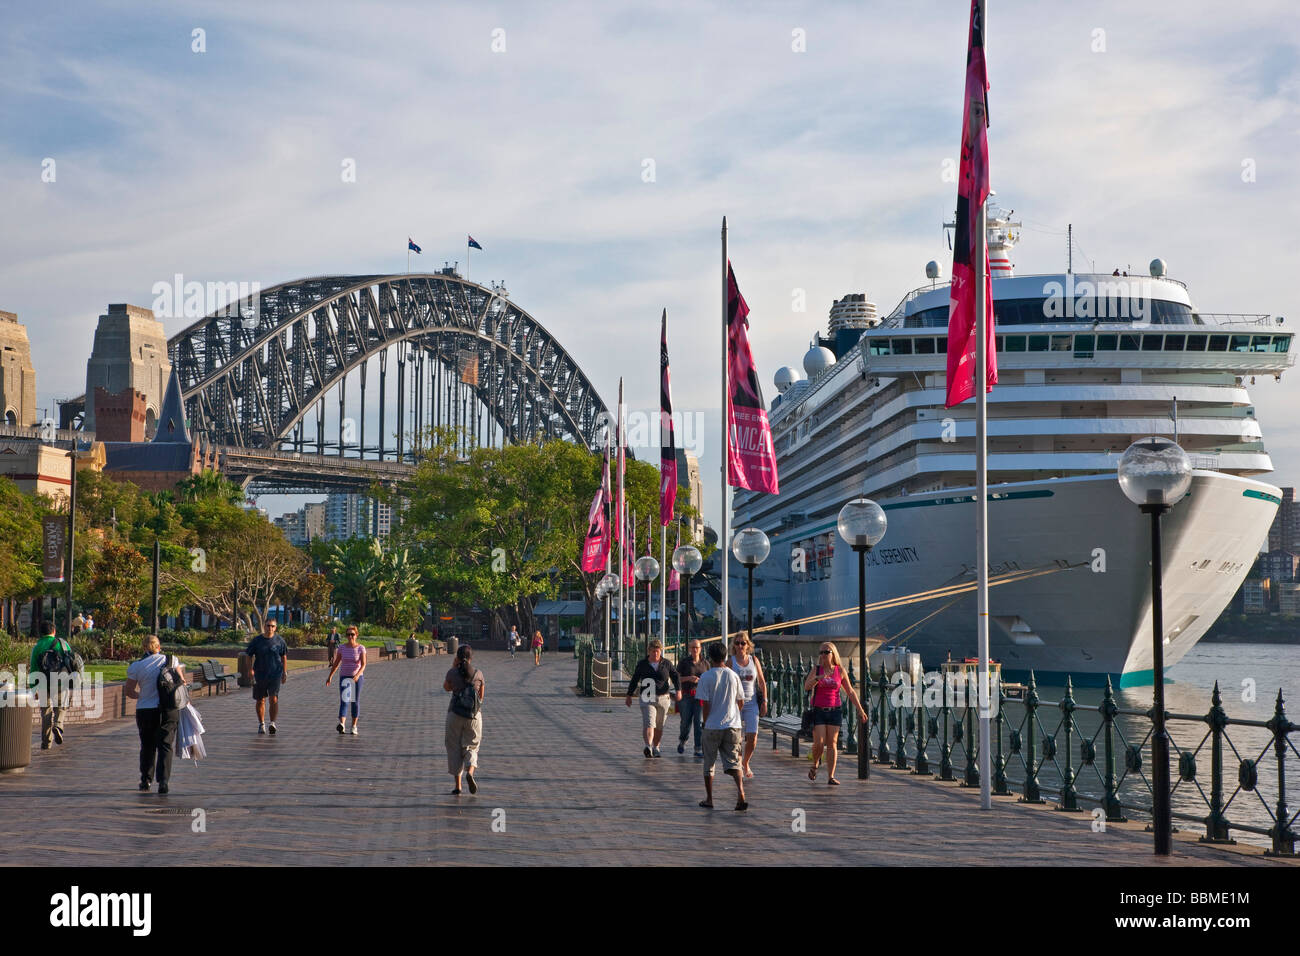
[{"x1": 2, "y1": 0, "x2": 1298, "y2": 525}]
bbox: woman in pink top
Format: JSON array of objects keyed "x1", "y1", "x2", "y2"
[
  {"x1": 802, "y1": 643, "x2": 868, "y2": 785},
  {"x1": 531, "y1": 630, "x2": 544, "y2": 666},
  {"x1": 326, "y1": 625, "x2": 367, "y2": 735}
]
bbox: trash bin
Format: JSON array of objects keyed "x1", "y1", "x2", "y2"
[
  {"x1": 405, "y1": 637, "x2": 419, "y2": 659},
  {"x1": 0, "y1": 683, "x2": 35, "y2": 774},
  {"x1": 237, "y1": 652, "x2": 254, "y2": 688},
  {"x1": 446, "y1": 636, "x2": 459, "y2": 658}
]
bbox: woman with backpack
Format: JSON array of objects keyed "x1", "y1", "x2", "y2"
[
  {"x1": 443, "y1": 644, "x2": 485, "y2": 795},
  {"x1": 124, "y1": 634, "x2": 187, "y2": 794}
]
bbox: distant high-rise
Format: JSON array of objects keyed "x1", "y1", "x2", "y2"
[{"x1": 1268, "y1": 487, "x2": 1298, "y2": 554}]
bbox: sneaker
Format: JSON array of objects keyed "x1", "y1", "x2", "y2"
[
  {"x1": 644, "y1": 746, "x2": 653, "y2": 758},
  {"x1": 258, "y1": 723, "x2": 266, "y2": 735},
  {"x1": 350, "y1": 725, "x2": 359, "y2": 736},
  {"x1": 677, "y1": 742, "x2": 685, "y2": 754},
  {"x1": 652, "y1": 748, "x2": 662, "y2": 758},
  {"x1": 268, "y1": 723, "x2": 278, "y2": 735},
  {"x1": 53, "y1": 727, "x2": 64, "y2": 745},
  {"x1": 694, "y1": 749, "x2": 703, "y2": 758},
  {"x1": 336, "y1": 721, "x2": 345, "y2": 734}
]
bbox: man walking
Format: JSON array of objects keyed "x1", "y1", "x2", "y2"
[
  {"x1": 675, "y1": 639, "x2": 706, "y2": 757},
  {"x1": 695, "y1": 641, "x2": 748, "y2": 811},
  {"x1": 28, "y1": 621, "x2": 75, "y2": 750},
  {"x1": 623, "y1": 639, "x2": 681, "y2": 758},
  {"x1": 244, "y1": 619, "x2": 288, "y2": 735}
]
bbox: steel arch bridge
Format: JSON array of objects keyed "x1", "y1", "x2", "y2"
[{"x1": 157, "y1": 271, "x2": 609, "y2": 458}]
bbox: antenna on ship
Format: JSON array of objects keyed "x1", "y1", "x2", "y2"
[{"x1": 1067, "y1": 224, "x2": 1073, "y2": 274}]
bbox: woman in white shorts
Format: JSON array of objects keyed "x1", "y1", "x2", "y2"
[{"x1": 728, "y1": 632, "x2": 767, "y2": 779}]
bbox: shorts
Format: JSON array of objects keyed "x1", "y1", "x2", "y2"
[
  {"x1": 253, "y1": 678, "x2": 282, "y2": 701},
  {"x1": 702, "y1": 727, "x2": 743, "y2": 775},
  {"x1": 640, "y1": 694, "x2": 671, "y2": 731},
  {"x1": 741, "y1": 699, "x2": 759, "y2": 735},
  {"x1": 811, "y1": 706, "x2": 842, "y2": 727}
]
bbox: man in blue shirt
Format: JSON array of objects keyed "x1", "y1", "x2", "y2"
[{"x1": 244, "y1": 620, "x2": 288, "y2": 735}]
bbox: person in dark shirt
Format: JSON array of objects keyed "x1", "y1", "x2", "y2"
[
  {"x1": 244, "y1": 620, "x2": 288, "y2": 735},
  {"x1": 624, "y1": 639, "x2": 681, "y2": 758},
  {"x1": 675, "y1": 639, "x2": 706, "y2": 757}
]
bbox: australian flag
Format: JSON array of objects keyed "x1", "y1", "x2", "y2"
[
  {"x1": 408, "y1": 238, "x2": 422, "y2": 254},
  {"x1": 467, "y1": 235, "x2": 483, "y2": 250}
]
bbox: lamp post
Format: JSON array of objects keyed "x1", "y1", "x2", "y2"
[
  {"x1": 597, "y1": 572, "x2": 620, "y2": 658},
  {"x1": 1118, "y1": 436, "x2": 1191, "y2": 856},
  {"x1": 837, "y1": 497, "x2": 888, "y2": 781},
  {"x1": 672, "y1": 545, "x2": 702, "y2": 642},
  {"x1": 730, "y1": 528, "x2": 770, "y2": 641},
  {"x1": 634, "y1": 556, "x2": 659, "y2": 655}
]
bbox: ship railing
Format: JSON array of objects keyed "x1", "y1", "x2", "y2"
[{"x1": 754, "y1": 648, "x2": 1297, "y2": 856}]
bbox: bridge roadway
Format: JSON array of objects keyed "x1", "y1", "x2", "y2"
[
  {"x1": 218, "y1": 444, "x2": 414, "y2": 494},
  {"x1": 1, "y1": 650, "x2": 1292, "y2": 867}
]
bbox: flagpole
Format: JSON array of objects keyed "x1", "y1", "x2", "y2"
[
  {"x1": 661, "y1": 524, "x2": 667, "y2": 645},
  {"x1": 617, "y1": 379, "x2": 626, "y2": 676},
  {"x1": 721, "y1": 217, "x2": 730, "y2": 648},
  {"x1": 604, "y1": 420, "x2": 613, "y2": 659},
  {"x1": 974, "y1": 97, "x2": 992, "y2": 811}
]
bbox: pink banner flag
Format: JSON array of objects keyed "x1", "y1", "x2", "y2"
[
  {"x1": 726, "y1": 264, "x2": 779, "y2": 493},
  {"x1": 944, "y1": 0, "x2": 996, "y2": 408},
  {"x1": 580, "y1": 441, "x2": 611, "y2": 573},
  {"x1": 659, "y1": 309, "x2": 678, "y2": 526}
]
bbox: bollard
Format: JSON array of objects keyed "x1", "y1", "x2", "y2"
[
  {"x1": 1201, "y1": 681, "x2": 1232, "y2": 843},
  {"x1": 1265, "y1": 690, "x2": 1297, "y2": 857},
  {"x1": 1057, "y1": 677, "x2": 1080, "y2": 811},
  {"x1": 993, "y1": 692, "x2": 1008, "y2": 795},
  {"x1": 876, "y1": 664, "x2": 891, "y2": 765},
  {"x1": 913, "y1": 679, "x2": 931, "y2": 776},
  {"x1": 1021, "y1": 671, "x2": 1044, "y2": 804},
  {"x1": 894, "y1": 669, "x2": 908, "y2": 770},
  {"x1": 937, "y1": 670, "x2": 954, "y2": 781},
  {"x1": 1100, "y1": 676, "x2": 1126, "y2": 821}
]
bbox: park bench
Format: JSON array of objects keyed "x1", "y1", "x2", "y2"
[
  {"x1": 763, "y1": 714, "x2": 808, "y2": 757},
  {"x1": 380, "y1": 640, "x2": 403, "y2": 661},
  {"x1": 197, "y1": 660, "x2": 239, "y2": 696}
]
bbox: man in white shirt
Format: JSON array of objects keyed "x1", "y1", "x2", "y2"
[{"x1": 694, "y1": 640, "x2": 748, "y2": 811}]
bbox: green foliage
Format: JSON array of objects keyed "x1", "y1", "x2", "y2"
[
  {"x1": 85, "y1": 541, "x2": 148, "y2": 635},
  {"x1": 320, "y1": 537, "x2": 424, "y2": 628},
  {"x1": 0, "y1": 477, "x2": 53, "y2": 603},
  {"x1": 0, "y1": 633, "x2": 30, "y2": 673}
]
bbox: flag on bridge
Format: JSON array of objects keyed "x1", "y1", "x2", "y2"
[
  {"x1": 408, "y1": 238, "x2": 422, "y2": 254},
  {"x1": 468, "y1": 235, "x2": 483, "y2": 250},
  {"x1": 659, "y1": 309, "x2": 677, "y2": 527},
  {"x1": 726, "y1": 264, "x2": 779, "y2": 494},
  {"x1": 944, "y1": 0, "x2": 996, "y2": 408}
]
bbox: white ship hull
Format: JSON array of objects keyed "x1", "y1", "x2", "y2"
[{"x1": 742, "y1": 471, "x2": 1279, "y2": 686}]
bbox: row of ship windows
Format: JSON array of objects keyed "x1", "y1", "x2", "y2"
[
  {"x1": 868, "y1": 332, "x2": 1292, "y2": 357},
  {"x1": 906, "y1": 298, "x2": 1195, "y2": 327}
]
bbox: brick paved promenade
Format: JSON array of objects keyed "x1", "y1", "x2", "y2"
[{"x1": 1, "y1": 650, "x2": 1293, "y2": 866}]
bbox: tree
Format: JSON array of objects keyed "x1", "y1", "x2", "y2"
[{"x1": 84, "y1": 541, "x2": 149, "y2": 646}]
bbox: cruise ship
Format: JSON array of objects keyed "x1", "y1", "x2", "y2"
[{"x1": 732, "y1": 203, "x2": 1295, "y2": 686}]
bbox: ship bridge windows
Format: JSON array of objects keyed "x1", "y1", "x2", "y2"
[
  {"x1": 1186, "y1": 334, "x2": 1208, "y2": 351},
  {"x1": 1163, "y1": 334, "x2": 1185, "y2": 350},
  {"x1": 1142, "y1": 335, "x2": 1163, "y2": 351},
  {"x1": 1027, "y1": 335, "x2": 1049, "y2": 352},
  {"x1": 1209, "y1": 335, "x2": 1229, "y2": 351},
  {"x1": 1231, "y1": 335, "x2": 1252, "y2": 353},
  {"x1": 905, "y1": 297, "x2": 1194, "y2": 327},
  {"x1": 1120, "y1": 334, "x2": 1141, "y2": 351},
  {"x1": 914, "y1": 337, "x2": 937, "y2": 354},
  {"x1": 1096, "y1": 334, "x2": 1117, "y2": 350},
  {"x1": 1272, "y1": 335, "x2": 1291, "y2": 352}
]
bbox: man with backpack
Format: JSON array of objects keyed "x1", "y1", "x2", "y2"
[
  {"x1": 442, "y1": 644, "x2": 485, "y2": 795},
  {"x1": 124, "y1": 634, "x2": 187, "y2": 793},
  {"x1": 28, "y1": 621, "x2": 79, "y2": 750}
]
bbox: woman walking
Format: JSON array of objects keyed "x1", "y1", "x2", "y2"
[
  {"x1": 531, "y1": 629, "x2": 544, "y2": 666},
  {"x1": 728, "y1": 633, "x2": 767, "y2": 779},
  {"x1": 443, "y1": 645, "x2": 485, "y2": 795},
  {"x1": 325, "y1": 625, "x2": 367, "y2": 735},
  {"x1": 124, "y1": 635, "x2": 186, "y2": 794},
  {"x1": 803, "y1": 643, "x2": 869, "y2": 785}
]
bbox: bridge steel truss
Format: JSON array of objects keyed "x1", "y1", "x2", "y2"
[{"x1": 163, "y1": 273, "x2": 610, "y2": 459}]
